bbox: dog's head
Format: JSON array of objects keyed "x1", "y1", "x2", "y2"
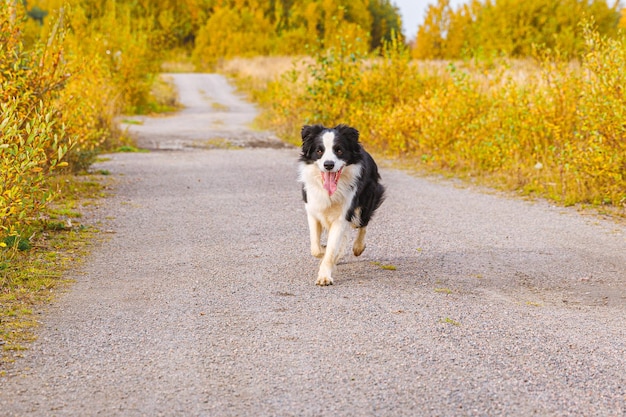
[{"x1": 300, "y1": 124, "x2": 362, "y2": 195}]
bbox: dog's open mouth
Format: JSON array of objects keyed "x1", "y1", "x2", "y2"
[{"x1": 321, "y1": 167, "x2": 343, "y2": 196}]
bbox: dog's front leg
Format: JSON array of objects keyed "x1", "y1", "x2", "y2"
[
  {"x1": 307, "y1": 214, "x2": 325, "y2": 258},
  {"x1": 316, "y1": 221, "x2": 347, "y2": 286}
]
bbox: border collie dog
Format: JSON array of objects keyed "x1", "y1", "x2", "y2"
[{"x1": 298, "y1": 124, "x2": 385, "y2": 286}]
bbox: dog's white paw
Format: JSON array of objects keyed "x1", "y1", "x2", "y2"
[
  {"x1": 316, "y1": 274, "x2": 334, "y2": 286},
  {"x1": 311, "y1": 245, "x2": 326, "y2": 258}
]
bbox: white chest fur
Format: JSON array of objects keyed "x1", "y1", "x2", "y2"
[{"x1": 298, "y1": 162, "x2": 362, "y2": 228}]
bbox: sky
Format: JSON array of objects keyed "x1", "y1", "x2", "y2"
[{"x1": 393, "y1": 0, "x2": 467, "y2": 41}]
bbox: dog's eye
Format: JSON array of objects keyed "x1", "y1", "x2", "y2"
[
  {"x1": 316, "y1": 149, "x2": 323, "y2": 156},
  {"x1": 335, "y1": 148, "x2": 343, "y2": 156}
]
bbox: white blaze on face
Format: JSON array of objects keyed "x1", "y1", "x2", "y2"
[
  {"x1": 317, "y1": 131, "x2": 341, "y2": 171},
  {"x1": 317, "y1": 131, "x2": 345, "y2": 196}
]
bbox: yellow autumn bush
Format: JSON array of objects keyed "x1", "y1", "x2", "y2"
[
  {"x1": 192, "y1": 5, "x2": 274, "y2": 69},
  {"x1": 237, "y1": 24, "x2": 625, "y2": 211},
  {"x1": 1, "y1": 1, "x2": 165, "y2": 239},
  {"x1": 0, "y1": 7, "x2": 70, "y2": 237},
  {"x1": 192, "y1": 0, "x2": 401, "y2": 71}
]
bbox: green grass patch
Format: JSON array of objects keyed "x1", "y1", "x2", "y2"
[
  {"x1": 198, "y1": 138, "x2": 242, "y2": 150},
  {"x1": 116, "y1": 145, "x2": 148, "y2": 153},
  {"x1": 121, "y1": 119, "x2": 144, "y2": 125},
  {"x1": 371, "y1": 261, "x2": 397, "y2": 271},
  {"x1": 2, "y1": 236, "x2": 31, "y2": 252},
  {"x1": 526, "y1": 301, "x2": 542, "y2": 307},
  {"x1": 0, "y1": 173, "x2": 109, "y2": 367},
  {"x1": 439, "y1": 317, "x2": 461, "y2": 326},
  {"x1": 50, "y1": 208, "x2": 82, "y2": 219}
]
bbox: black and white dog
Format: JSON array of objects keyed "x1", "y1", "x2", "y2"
[{"x1": 298, "y1": 124, "x2": 385, "y2": 286}]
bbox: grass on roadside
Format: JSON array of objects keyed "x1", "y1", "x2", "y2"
[
  {"x1": 0, "y1": 173, "x2": 111, "y2": 370},
  {"x1": 141, "y1": 74, "x2": 182, "y2": 115},
  {"x1": 0, "y1": 67, "x2": 180, "y2": 371}
]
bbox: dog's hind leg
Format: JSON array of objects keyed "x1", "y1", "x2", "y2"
[
  {"x1": 353, "y1": 226, "x2": 367, "y2": 256},
  {"x1": 308, "y1": 215, "x2": 325, "y2": 258}
]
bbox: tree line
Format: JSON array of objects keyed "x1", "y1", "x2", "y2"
[
  {"x1": 18, "y1": 0, "x2": 403, "y2": 66},
  {"x1": 413, "y1": 0, "x2": 624, "y2": 59},
  {"x1": 20, "y1": 0, "x2": 626, "y2": 62}
]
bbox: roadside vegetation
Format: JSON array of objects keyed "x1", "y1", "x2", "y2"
[
  {"x1": 0, "y1": 0, "x2": 402, "y2": 365},
  {"x1": 220, "y1": 2, "x2": 626, "y2": 212},
  {"x1": 0, "y1": 0, "x2": 171, "y2": 364},
  {"x1": 227, "y1": 22, "x2": 626, "y2": 209},
  {"x1": 2, "y1": 0, "x2": 625, "y2": 364}
]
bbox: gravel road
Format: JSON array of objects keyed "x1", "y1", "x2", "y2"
[{"x1": 1, "y1": 73, "x2": 625, "y2": 416}]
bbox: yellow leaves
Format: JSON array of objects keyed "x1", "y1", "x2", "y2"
[
  {"x1": 192, "y1": 6, "x2": 275, "y2": 70},
  {"x1": 0, "y1": 6, "x2": 76, "y2": 235},
  {"x1": 244, "y1": 24, "x2": 626, "y2": 210},
  {"x1": 620, "y1": 8, "x2": 626, "y2": 29},
  {"x1": 190, "y1": 0, "x2": 398, "y2": 70},
  {"x1": 413, "y1": 0, "x2": 621, "y2": 60}
]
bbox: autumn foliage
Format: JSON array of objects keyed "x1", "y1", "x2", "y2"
[
  {"x1": 1, "y1": 6, "x2": 70, "y2": 237},
  {"x1": 2, "y1": 0, "x2": 626, "y2": 243},
  {"x1": 232, "y1": 20, "x2": 626, "y2": 209},
  {"x1": 1, "y1": 0, "x2": 168, "y2": 238},
  {"x1": 191, "y1": 0, "x2": 403, "y2": 69},
  {"x1": 413, "y1": 0, "x2": 622, "y2": 59}
]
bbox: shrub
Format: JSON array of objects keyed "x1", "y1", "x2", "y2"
[
  {"x1": 192, "y1": 6, "x2": 275, "y2": 70},
  {"x1": 237, "y1": 23, "x2": 626, "y2": 212},
  {"x1": 1, "y1": 1, "x2": 167, "y2": 237},
  {"x1": 0, "y1": 7, "x2": 70, "y2": 237},
  {"x1": 572, "y1": 22, "x2": 626, "y2": 205}
]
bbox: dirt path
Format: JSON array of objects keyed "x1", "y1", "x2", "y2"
[{"x1": 1, "y1": 73, "x2": 625, "y2": 416}]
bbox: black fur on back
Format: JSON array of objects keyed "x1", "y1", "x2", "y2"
[{"x1": 347, "y1": 150, "x2": 385, "y2": 227}]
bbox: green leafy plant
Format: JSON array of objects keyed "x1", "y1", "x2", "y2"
[
  {"x1": 0, "y1": 9, "x2": 70, "y2": 237},
  {"x1": 371, "y1": 261, "x2": 397, "y2": 271},
  {"x1": 439, "y1": 317, "x2": 461, "y2": 326}
]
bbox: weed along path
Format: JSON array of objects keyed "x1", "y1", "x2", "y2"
[{"x1": 2, "y1": 73, "x2": 626, "y2": 416}]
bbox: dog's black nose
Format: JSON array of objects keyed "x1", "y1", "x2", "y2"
[{"x1": 323, "y1": 160, "x2": 335, "y2": 171}]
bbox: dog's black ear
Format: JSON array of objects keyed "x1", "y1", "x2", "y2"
[
  {"x1": 334, "y1": 124, "x2": 359, "y2": 144},
  {"x1": 301, "y1": 124, "x2": 326, "y2": 157},
  {"x1": 301, "y1": 124, "x2": 325, "y2": 142}
]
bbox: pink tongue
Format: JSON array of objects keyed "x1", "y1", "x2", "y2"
[{"x1": 322, "y1": 171, "x2": 339, "y2": 195}]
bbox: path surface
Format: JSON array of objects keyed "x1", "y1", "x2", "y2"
[{"x1": 1, "y1": 73, "x2": 625, "y2": 416}]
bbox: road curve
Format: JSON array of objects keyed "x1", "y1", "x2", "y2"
[{"x1": 1, "y1": 73, "x2": 625, "y2": 416}]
